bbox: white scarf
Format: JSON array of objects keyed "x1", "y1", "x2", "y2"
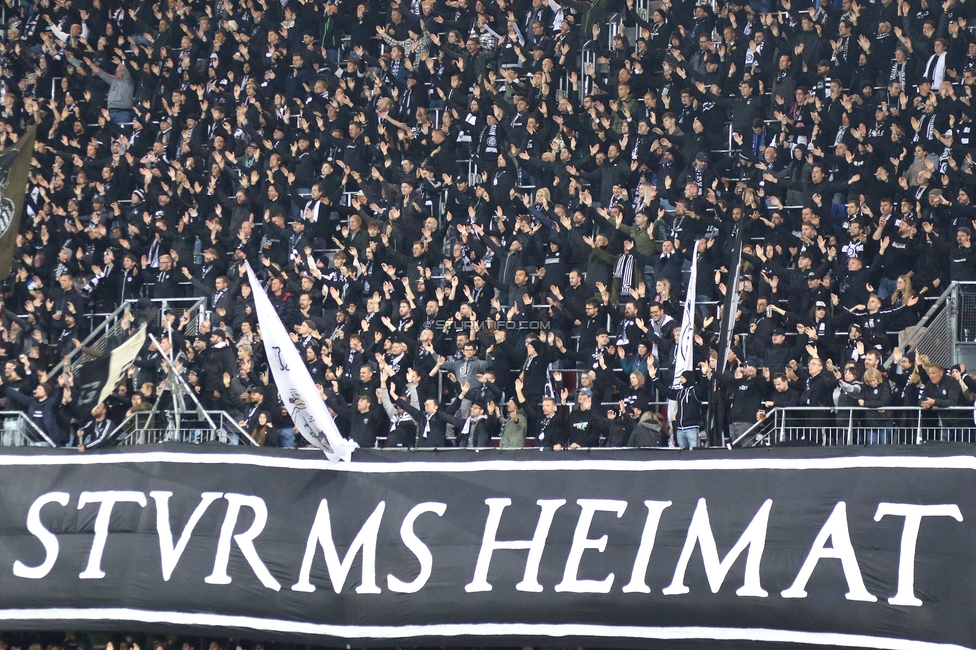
[{"x1": 925, "y1": 52, "x2": 947, "y2": 86}]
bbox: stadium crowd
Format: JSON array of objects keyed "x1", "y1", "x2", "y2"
[
  {"x1": 0, "y1": 0, "x2": 975, "y2": 449},
  {"x1": 0, "y1": 633, "x2": 276, "y2": 650}
]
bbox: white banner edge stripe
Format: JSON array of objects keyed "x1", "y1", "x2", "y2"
[
  {"x1": 0, "y1": 452, "x2": 973, "y2": 473},
  {"x1": 0, "y1": 610, "x2": 964, "y2": 650}
]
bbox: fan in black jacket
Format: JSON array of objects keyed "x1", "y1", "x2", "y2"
[
  {"x1": 517, "y1": 338, "x2": 551, "y2": 403},
  {"x1": 566, "y1": 389, "x2": 612, "y2": 448},
  {"x1": 552, "y1": 329, "x2": 616, "y2": 387},
  {"x1": 716, "y1": 361, "x2": 766, "y2": 436},
  {"x1": 484, "y1": 329, "x2": 522, "y2": 397},
  {"x1": 85, "y1": 249, "x2": 124, "y2": 312},
  {"x1": 649, "y1": 361, "x2": 710, "y2": 448},
  {"x1": 605, "y1": 408, "x2": 639, "y2": 447},
  {"x1": 77, "y1": 402, "x2": 117, "y2": 451},
  {"x1": 483, "y1": 155, "x2": 518, "y2": 208},
  {"x1": 789, "y1": 357, "x2": 838, "y2": 428},
  {"x1": 921, "y1": 364, "x2": 969, "y2": 429},
  {"x1": 439, "y1": 394, "x2": 498, "y2": 448},
  {"x1": 119, "y1": 254, "x2": 145, "y2": 303},
  {"x1": 379, "y1": 383, "x2": 417, "y2": 449},
  {"x1": 399, "y1": 397, "x2": 453, "y2": 448},
  {"x1": 326, "y1": 390, "x2": 383, "y2": 449},
  {"x1": 4, "y1": 381, "x2": 70, "y2": 446},
  {"x1": 145, "y1": 254, "x2": 180, "y2": 299},
  {"x1": 515, "y1": 377, "x2": 568, "y2": 449},
  {"x1": 202, "y1": 329, "x2": 238, "y2": 399},
  {"x1": 755, "y1": 327, "x2": 802, "y2": 373}
]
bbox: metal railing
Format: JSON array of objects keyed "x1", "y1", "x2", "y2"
[
  {"x1": 49, "y1": 300, "x2": 132, "y2": 378},
  {"x1": 635, "y1": 0, "x2": 651, "y2": 23},
  {"x1": 580, "y1": 44, "x2": 596, "y2": 101},
  {"x1": 0, "y1": 412, "x2": 57, "y2": 447},
  {"x1": 114, "y1": 410, "x2": 258, "y2": 446},
  {"x1": 894, "y1": 282, "x2": 976, "y2": 370},
  {"x1": 148, "y1": 296, "x2": 206, "y2": 336},
  {"x1": 326, "y1": 446, "x2": 683, "y2": 454},
  {"x1": 894, "y1": 282, "x2": 957, "y2": 368},
  {"x1": 50, "y1": 297, "x2": 206, "y2": 377},
  {"x1": 732, "y1": 406, "x2": 976, "y2": 448},
  {"x1": 958, "y1": 287, "x2": 976, "y2": 342}
]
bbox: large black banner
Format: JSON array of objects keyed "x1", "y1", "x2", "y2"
[{"x1": 0, "y1": 445, "x2": 974, "y2": 649}]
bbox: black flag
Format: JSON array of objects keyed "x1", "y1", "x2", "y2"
[
  {"x1": 706, "y1": 220, "x2": 745, "y2": 446},
  {"x1": 0, "y1": 126, "x2": 36, "y2": 279},
  {"x1": 72, "y1": 326, "x2": 147, "y2": 417}
]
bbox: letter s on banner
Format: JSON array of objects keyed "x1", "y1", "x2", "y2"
[
  {"x1": 387, "y1": 502, "x2": 447, "y2": 594},
  {"x1": 13, "y1": 492, "x2": 70, "y2": 579}
]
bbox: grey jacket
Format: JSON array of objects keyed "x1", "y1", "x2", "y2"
[
  {"x1": 97, "y1": 68, "x2": 135, "y2": 110},
  {"x1": 67, "y1": 55, "x2": 134, "y2": 110},
  {"x1": 499, "y1": 410, "x2": 527, "y2": 449}
]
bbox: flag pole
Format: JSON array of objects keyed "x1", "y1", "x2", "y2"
[
  {"x1": 706, "y1": 222, "x2": 746, "y2": 447},
  {"x1": 148, "y1": 333, "x2": 220, "y2": 437}
]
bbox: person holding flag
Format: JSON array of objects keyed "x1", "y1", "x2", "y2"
[{"x1": 649, "y1": 357, "x2": 710, "y2": 449}]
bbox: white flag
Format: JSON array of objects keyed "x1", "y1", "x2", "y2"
[
  {"x1": 672, "y1": 242, "x2": 700, "y2": 390},
  {"x1": 246, "y1": 263, "x2": 358, "y2": 462}
]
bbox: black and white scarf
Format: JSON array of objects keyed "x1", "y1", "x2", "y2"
[
  {"x1": 460, "y1": 414, "x2": 486, "y2": 442},
  {"x1": 889, "y1": 61, "x2": 907, "y2": 86},
  {"x1": 613, "y1": 253, "x2": 637, "y2": 297}
]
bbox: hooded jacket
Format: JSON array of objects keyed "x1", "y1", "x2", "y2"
[
  {"x1": 627, "y1": 414, "x2": 664, "y2": 447},
  {"x1": 653, "y1": 370, "x2": 707, "y2": 428}
]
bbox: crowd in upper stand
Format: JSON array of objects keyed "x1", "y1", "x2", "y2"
[{"x1": 0, "y1": 0, "x2": 975, "y2": 449}]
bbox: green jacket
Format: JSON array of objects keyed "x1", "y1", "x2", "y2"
[
  {"x1": 618, "y1": 222, "x2": 658, "y2": 256},
  {"x1": 591, "y1": 246, "x2": 650, "y2": 304},
  {"x1": 561, "y1": 0, "x2": 609, "y2": 37},
  {"x1": 500, "y1": 411, "x2": 527, "y2": 449}
]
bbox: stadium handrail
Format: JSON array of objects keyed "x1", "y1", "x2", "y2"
[{"x1": 732, "y1": 405, "x2": 976, "y2": 448}]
